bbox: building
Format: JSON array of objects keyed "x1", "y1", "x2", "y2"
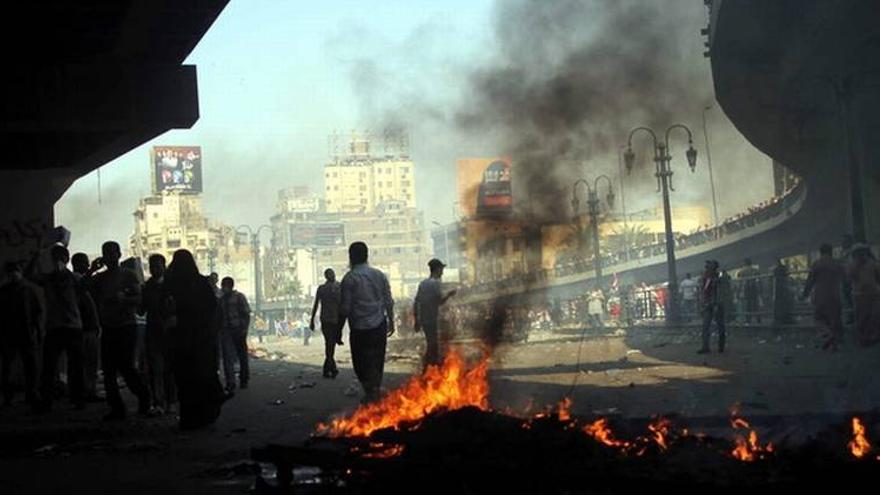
[
  {"x1": 129, "y1": 191, "x2": 258, "y2": 302},
  {"x1": 323, "y1": 131, "x2": 416, "y2": 213}
]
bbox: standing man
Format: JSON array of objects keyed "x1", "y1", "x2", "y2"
[
  {"x1": 218, "y1": 277, "x2": 251, "y2": 393},
  {"x1": 91, "y1": 241, "x2": 151, "y2": 420},
  {"x1": 586, "y1": 288, "x2": 605, "y2": 330},
  {"x1": 413, "y1": 259, "x2": 456, "y2": 368},
  {"x1": 340, "y1": 242, "x2": 394, "y2": 403},
  {"x1": 72, "y1": 252, "x2": 102, "y2": 402},
  {"x1": 209, "y1": 272, "x2": 222, "y2": 299},
  {"x1": 0, "y1": 262, "x2": 43, "y2": 408},
  {"x1": 772, "y1": 259, "x2": 794, "y2": 326},
  {"x1": 679, "y1": 273, "x2": 698, "y2": 322},
  {"x1": 737, "y1": 258, "x2": 761, "y2": 324},
  {"x1": 802, "y1": 244, "x2": 846, "y2": 350},
  {"x1": 310, "y1": 268, "x2": 342, "y2": 378},
  {"x1": 698, "y1": 260, "x2": 726, "y2": 354},
  {"x1": 140, "y1": 254, "x2": 176, "y2": 413},
  {"x1": 30, "y1": 245, "x2": 94, "y2": 411}
]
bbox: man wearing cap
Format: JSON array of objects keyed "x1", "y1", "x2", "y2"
[{"x1": 414, "y1": 259, "x2": 457, "y2": 367}]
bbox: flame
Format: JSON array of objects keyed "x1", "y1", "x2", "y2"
[
  {"x1": 730, "y1": 414, "x2": 773, "y2": 462},
  {"x1": 648, "y1": 417, "x2": 671, "y2": 451},
  {"x1": 319, "y1": 350, "x2": 489, "y2": 437},
  {"x1": 558, "y1": 397, "x2": 573, "y2": 422},
  {"x1": 849, "y1": 417, "x2": 872, "y2": 459},
  {"x1": 583, "y1": 419, "x2": 632, "y2": 449},
  {"x1": 362, "y1": 443, "x2": 405, "y2": 459}
]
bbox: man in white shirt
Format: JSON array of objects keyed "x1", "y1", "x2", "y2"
[
  {"x1": 414, "y1": 259, "x2": 457, "y2": 368},
  {"x1": 340, "y1": 242, "x2": 394, "y2": 403},
  {"x1": 679, "y1": 273, "x2": 698, "y2": 322}
]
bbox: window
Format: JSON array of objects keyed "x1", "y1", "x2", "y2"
[
  {"x1": 332, "y1": 172, "x2": 338, "y2": 178},
  {"x1": 402, "y1": 180, "x2": 410, "y2": 186},
  {"x1": 334, "y1": 186, "x2": 339, "y2": 190}
]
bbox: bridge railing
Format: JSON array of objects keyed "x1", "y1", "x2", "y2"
[{"x1": 458, "y1": 180, "x2": 805, "y2": 299}]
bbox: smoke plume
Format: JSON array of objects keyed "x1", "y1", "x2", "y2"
[{"x1": 457, "y1": 0, "x2": 711, "y2": 221}]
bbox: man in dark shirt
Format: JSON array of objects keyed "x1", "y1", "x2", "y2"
[
  {"x1": 91, "y1": 241, "x2": 151, "y2": 420},
  {"x1": 140, "y1": 254, "x2": 176, "y2": 412},
  {"x1": 310, "y1": 268, "x2": 342, "y2": 378},
  {"x1": 218, "y1": 277, "x2": 251, "y2": 393},
  {"x1": 698, "y1": 259, "x2": 726, "y2": 354},
  {"x1": 0, "y1": 261, "x2": 43, "y2": 407},
  {"x1": 30, "y1": 245, "x2": 95, "y2": 411},
  {"x1": 72, "y1": 252, "x2": 102, "y2": 402},
  {"x1": 802, "y1": 243, "x2": 846, "y2": 350}
]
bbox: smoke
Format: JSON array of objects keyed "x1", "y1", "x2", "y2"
[{"x1": 457, "y1": 0, "x2": 711, "y2": 221}]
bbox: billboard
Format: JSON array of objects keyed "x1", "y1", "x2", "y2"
[
  {"x1": 289, "y1": 222, "x2": 346, "y2": 248},
  {"x1": 457, "y1": 157, "x2": 513, "y2": 219},
  {"x1": 152, "y1": 146, "x2": 203, "y2": 193}
]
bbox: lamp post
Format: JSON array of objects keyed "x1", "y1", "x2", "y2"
[
  {"x1": 572, "y1": 175, "x2": 615, "y2": 286},
  {"x1": 702, "y1": 105, "x2": 721, "y2": 229},
  {"x1": 624, "y1": 124, "x2": 698, "y2": 324},
  {"x1": 236, "y1": 224, "x2": 273, "y2": 318}
]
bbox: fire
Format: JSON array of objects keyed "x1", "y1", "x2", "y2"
[
  {"x1": 583, "y1": 418, "x2": 632, "y2": 449},
  {"x1": 319, "y1": 350, "x2": 489, "y2": 437},
  {"x1": 558, "y1": 397, "x2": 573, "y2": 422},
  {"x1": 849, "y1": 417, "x2": 872, "y2": 459},
  {"x1": 648, "y1": 417, "x2": 671, "y2": 451},
  {"x1": 730, "y1": 415, "x2": 774, "y2": 462}
]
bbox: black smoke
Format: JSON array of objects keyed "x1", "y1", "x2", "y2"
[{"x1": 457, "y1": 0, "x2": 711, "y2": 222}]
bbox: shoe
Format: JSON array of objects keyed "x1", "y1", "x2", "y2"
[
  {"x1": 336, "y1": 340, "x2": 344, "y2": 346},
  {"x1": 72, "y1": 402, "x2": 86, "y2": 411},
  {"x1": 718, "y1": 348, "x2": 725, "y2": 354},
  {"x1": 84, "y1": 394, "x2": 104, "y2": 403},
  {"x1": 696, "y1": 348, "x2": 710, "y2": 355},
  {"x1": 239, "y1": 382, "x2": 248, "y2": 390},
  {"x1": 331, "y1": 369, "x2": 339, "y2": 379},
  {"x1": 103, "y1": 410, "x2": 126, "y2": 421}
]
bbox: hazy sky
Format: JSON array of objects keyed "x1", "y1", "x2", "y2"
[{"x1": 56, "y1": 0, "x2": 773, "y2": 257}]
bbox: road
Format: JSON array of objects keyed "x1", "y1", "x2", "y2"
[{"x1": 2, "y1": 325, "x2": 878, "y2": 493}]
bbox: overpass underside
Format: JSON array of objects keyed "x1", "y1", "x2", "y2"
[{"x1": 0, "y1": 1, "x2": 229, "y2": 262}]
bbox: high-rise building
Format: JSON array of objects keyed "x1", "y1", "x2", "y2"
[{"x1": 323, "y1": 131, "x2": 416, "y2": 213}]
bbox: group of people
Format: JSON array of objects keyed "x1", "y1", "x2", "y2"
[
  {"x1": 697, "y1": 242, "x2": 880, "y2": 353},
  {"x1": 0, "y1": 240, "x2": 256, "y2": 430}
]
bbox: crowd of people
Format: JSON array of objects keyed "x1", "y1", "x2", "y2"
[{"x1": 0, "y1": 239, "x2": 254, "y2": 430}]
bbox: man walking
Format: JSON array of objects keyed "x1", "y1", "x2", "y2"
[
  {"x1": 0, "y1": 262, "x2": 43, "y2": 408},
  {"x1": 91, "y1": 241, "x2": 151, "y2": 420},
  {"x1": 310, "y1": 268, "x2": 342, "y2": 378},
  {"x1": 698, "y1": 260, "x2": 726, "y2": 354},
  {"x1": 413, "y1": 259, "x2": 456, "y2": 368},
  {"x1": 801, "y1": 244, "x2": 846, "y2": 350},
  {"x1": 218, "y1": 277, "x2": 251, "y2": 393},
  {"x1": 340, "y1": 242, "x2": 394, "y2": 403}
]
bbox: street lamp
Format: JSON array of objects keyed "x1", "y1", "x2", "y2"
[
  {"x1": 624, "y1": 124, "x2": 698, "y2": 324},
  {"x1": 236, "y1": 224, "x2": 273, "y2": 319},
  {"x1": 702, "y1": 105, "x2": 721, "y2": 229},
  {"x1": 571, "y1": 175, "x2": 615, "y2": 286}
]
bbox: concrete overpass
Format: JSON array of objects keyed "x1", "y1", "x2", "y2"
[
  {"x1": 460, "y1": 0, "x2": 880, "y2": 304},
  {"x1": 0, "y1": 1, "x2": 229, "y2": 263}
]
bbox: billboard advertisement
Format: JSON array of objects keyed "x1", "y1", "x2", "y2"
[
  {"x1": 289, "y1": 222, "x2": 346, "y2": 248},
  {"x1": 457, "y1": 157, "x2": 513, "y2": 219},
  {"x1": 152, "y1": 146, "x2": 203, "y2": 193}
]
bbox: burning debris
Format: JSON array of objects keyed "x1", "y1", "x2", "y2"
[
  {"x1": 252, "y1": 349, "x2": 880, "y2": 493},
  {"x1": 849, "y1": 417, "x2": 872, "y2": 459}
]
